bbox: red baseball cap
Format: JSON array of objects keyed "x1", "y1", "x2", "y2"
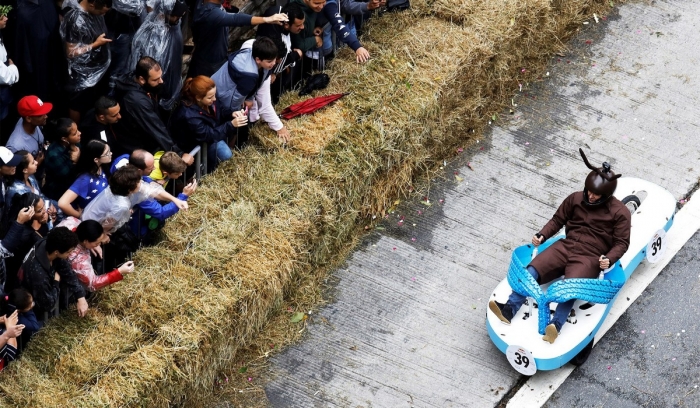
[{"x1": 17, "y1": 95, "x2": 53, "y2": 117}]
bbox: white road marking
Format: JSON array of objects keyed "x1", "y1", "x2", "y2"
[{"x1": 506, "y1": 194, "x2": 700, "y2": 408}]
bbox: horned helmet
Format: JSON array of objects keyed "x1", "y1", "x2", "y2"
[{"x1": 579, "y1": 148, "x2": 621, "y2": 206}]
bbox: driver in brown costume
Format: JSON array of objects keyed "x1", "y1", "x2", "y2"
[{"x1": 490, "y1": 149, "x2": 632, "y2": 344}]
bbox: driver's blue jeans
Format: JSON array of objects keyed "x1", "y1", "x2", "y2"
[{"x1": 507, "y1": 266, "x2": 576, "y2": 330}]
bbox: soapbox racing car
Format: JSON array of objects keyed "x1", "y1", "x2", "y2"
[{"x1": 486, "y1": 177, "x2": 676, "y2": 375}]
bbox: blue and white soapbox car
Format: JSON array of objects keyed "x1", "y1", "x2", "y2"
[{"x1": 486, "y1": 177, "x2": 676, "y2": 375}]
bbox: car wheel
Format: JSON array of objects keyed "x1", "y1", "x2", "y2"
[
  {"x1": 621, "y1": 195, "x2": 641, "y2": 213},
  {"x1": 570, "y1": 339, "x2": 594, "y2": 366}
]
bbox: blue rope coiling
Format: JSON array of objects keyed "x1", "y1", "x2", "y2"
[{"x1": 506, "y1": 250, "x2": 625, "y2": 335}]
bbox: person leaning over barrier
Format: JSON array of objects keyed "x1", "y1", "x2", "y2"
[
  {"x1": 58, "y1": 217, "x2": 134, "y2": 292},
  {"x1": 211, "y1": 38, "x2": 278, "y2": 148},
  {"x1": 187, "y1": 0, "x2": 288, "y2": 78},
  {"x1": 257, "y1": 2, "x2": 306, "y2": 103},
  {"x1": 129, "y1": 151, "x2": 196, "y2": 244},
  {"x1": 489, "y1": 150, "x2": 631, "y2": 344}
]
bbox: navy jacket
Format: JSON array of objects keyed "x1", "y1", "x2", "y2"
[
  {"x1": 169, "y1": 100, "x2": 234, "y2": 153},
  {"x1": 189, "y1": 2, "x2": 253, "y2": 77}
]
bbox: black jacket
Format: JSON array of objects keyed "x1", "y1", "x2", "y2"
[
  {"x1": 169, "y1": 100, "x2": 233, "y2": 153},
  {"x1": 79, "y1": 109, "x2": 122, "y2": 146},
  {"x1": 18, "y1": 239, "x2": 85, "y2": 317},
  {"x1": 257, "y1": 6, "x2": 302, "y2": 75},
  {"x1": 0, "y1": 220, "x2": 32, "y2": 289},
  {"x1": 113, "y1": 76, "x2": 183, "y2": 156},
  {"x1": 4, "y1": 222, "x2": 47, "y2": 292}
]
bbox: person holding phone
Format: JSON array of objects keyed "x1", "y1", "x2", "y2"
[
  {"x1": 170, "y1": 75, "x2": 247, "y2": 172},
  {"x1": 2, "y1": 193, "x2": 50, "y2": 293}
]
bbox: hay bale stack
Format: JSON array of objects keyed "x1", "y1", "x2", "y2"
[{"x1": 0, "y1": 1, "x2": 616, "y2": 406}]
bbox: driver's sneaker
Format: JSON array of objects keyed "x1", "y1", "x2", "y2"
[
  {"x1": 489, "y1": 300, "x2": 514, "y2": 324},
  {"x1": 542, "y1": 322, "x2": 562, "y2": 344}
]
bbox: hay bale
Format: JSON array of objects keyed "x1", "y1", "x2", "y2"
[
  {"x1": 75, "y1": 343, "x2": 180, "y2": 407},
  {"x1": 0, "y1": 1, "x2": 618, "y2": 406}
]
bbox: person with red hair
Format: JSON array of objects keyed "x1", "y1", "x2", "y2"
[{"x1": 169, "y1": 75, "x2": 247, "y2": 172}]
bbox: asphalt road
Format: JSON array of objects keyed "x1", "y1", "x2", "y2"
[
  {"x1": 265, "y1": 0, "x2": 700, "y2": 406},
  {"x1": 544, "y1": 230, "x2": 700, "y2": 408}
]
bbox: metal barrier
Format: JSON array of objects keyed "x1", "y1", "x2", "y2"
[{"x1": 172, "y1": 144, "x2": 207, "y2": 196}]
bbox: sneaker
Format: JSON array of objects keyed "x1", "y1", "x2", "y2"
[
  {"x1": 489, "y1": 300, "x2": 514, "y2": 324},
  {"x1": 542, "y1": 323, "x2": 561, "y2": 344}
]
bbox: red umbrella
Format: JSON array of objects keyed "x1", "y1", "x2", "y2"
[{"x1": 280, "y1": 93, "x2": 348, "y2": 120}]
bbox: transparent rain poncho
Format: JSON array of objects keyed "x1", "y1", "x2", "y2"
[
  {"x1": 81, "y1": 180, "x2": 164, "y2": 234},
  {"x1": 112, "y1": 0, "x2": 146, "y2": 17},
  {"x1": 60, "y1": 0, "x2": 112, "y2": 92},
  {"x1": 128, "y1": 0, "x2": 184, "y2": 109}
]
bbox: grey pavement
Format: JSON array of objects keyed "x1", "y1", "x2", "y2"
[
  {"x1": 544, "y1": 230, "x2": 700, "y2": 408},
  {"x1": 265, "y1": 0, "x2": 700, "y2": 406}
]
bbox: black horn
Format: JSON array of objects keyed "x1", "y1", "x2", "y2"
[{"x1": 579, "y1": 148, "x2": 621, "y2": 181}]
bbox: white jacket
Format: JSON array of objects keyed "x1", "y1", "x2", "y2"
[{"x1": 0, "y1": 40, "x2": 19, "y2": 85}]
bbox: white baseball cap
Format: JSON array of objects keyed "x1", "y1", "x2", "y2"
[{"x1": 0, "y1": 146, "x2": 21, "y2": 167}]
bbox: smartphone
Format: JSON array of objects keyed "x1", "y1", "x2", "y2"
[{"x1": 5, "y1": 303, "x2": 16, "y2": 318}]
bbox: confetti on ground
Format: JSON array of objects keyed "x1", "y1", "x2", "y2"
[
  {"x1": 411, "y1": 237, "x2": 416, "y2": 242},
  {"x1": 467, "y1": 162, "x2": 474, "y2": 171}
]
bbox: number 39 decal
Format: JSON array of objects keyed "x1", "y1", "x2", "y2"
[
  {"x1": 506, "y1": 345, "x2": 537, "y2": 375},
  {"x1": 646, "y1": 229, "x2": 667, "y2": 263}
]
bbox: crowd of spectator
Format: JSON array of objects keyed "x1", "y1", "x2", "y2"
[{"x1": 0, "y1": 0, "x2": 393, "y2": 367}]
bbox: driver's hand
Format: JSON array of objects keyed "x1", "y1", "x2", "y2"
[
  {"x1": 531, "y1": 234, "x2": 544, "y2": 246},
  {"x1": 599, "y1": 255, "x2": 610, "y2": 269}
]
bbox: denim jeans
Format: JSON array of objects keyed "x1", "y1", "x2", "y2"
[
  {"x1": 507, "y1": 266, "x2": 575, "y2": 330},
  {"x1": 207, "y1": 140, "x2": 232, "y2": 172}
]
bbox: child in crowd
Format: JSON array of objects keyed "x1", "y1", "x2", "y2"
[
  {"x1": 43, "y1": 118, "x2": 81, "y2": 201},
  {"x1": 150, "y1": 151, "x2": 187, "y2": 190},
  {"x1": 7, "y1": 288, "x2": 42, "y2": 353}
]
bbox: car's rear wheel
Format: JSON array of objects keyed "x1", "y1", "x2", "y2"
[
  {"x1": 570, "y1": 339, "x2": 594, "y2": 366},
  {"x1": 621, "y1": 195, "x2": 641, "y2": 213}
]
